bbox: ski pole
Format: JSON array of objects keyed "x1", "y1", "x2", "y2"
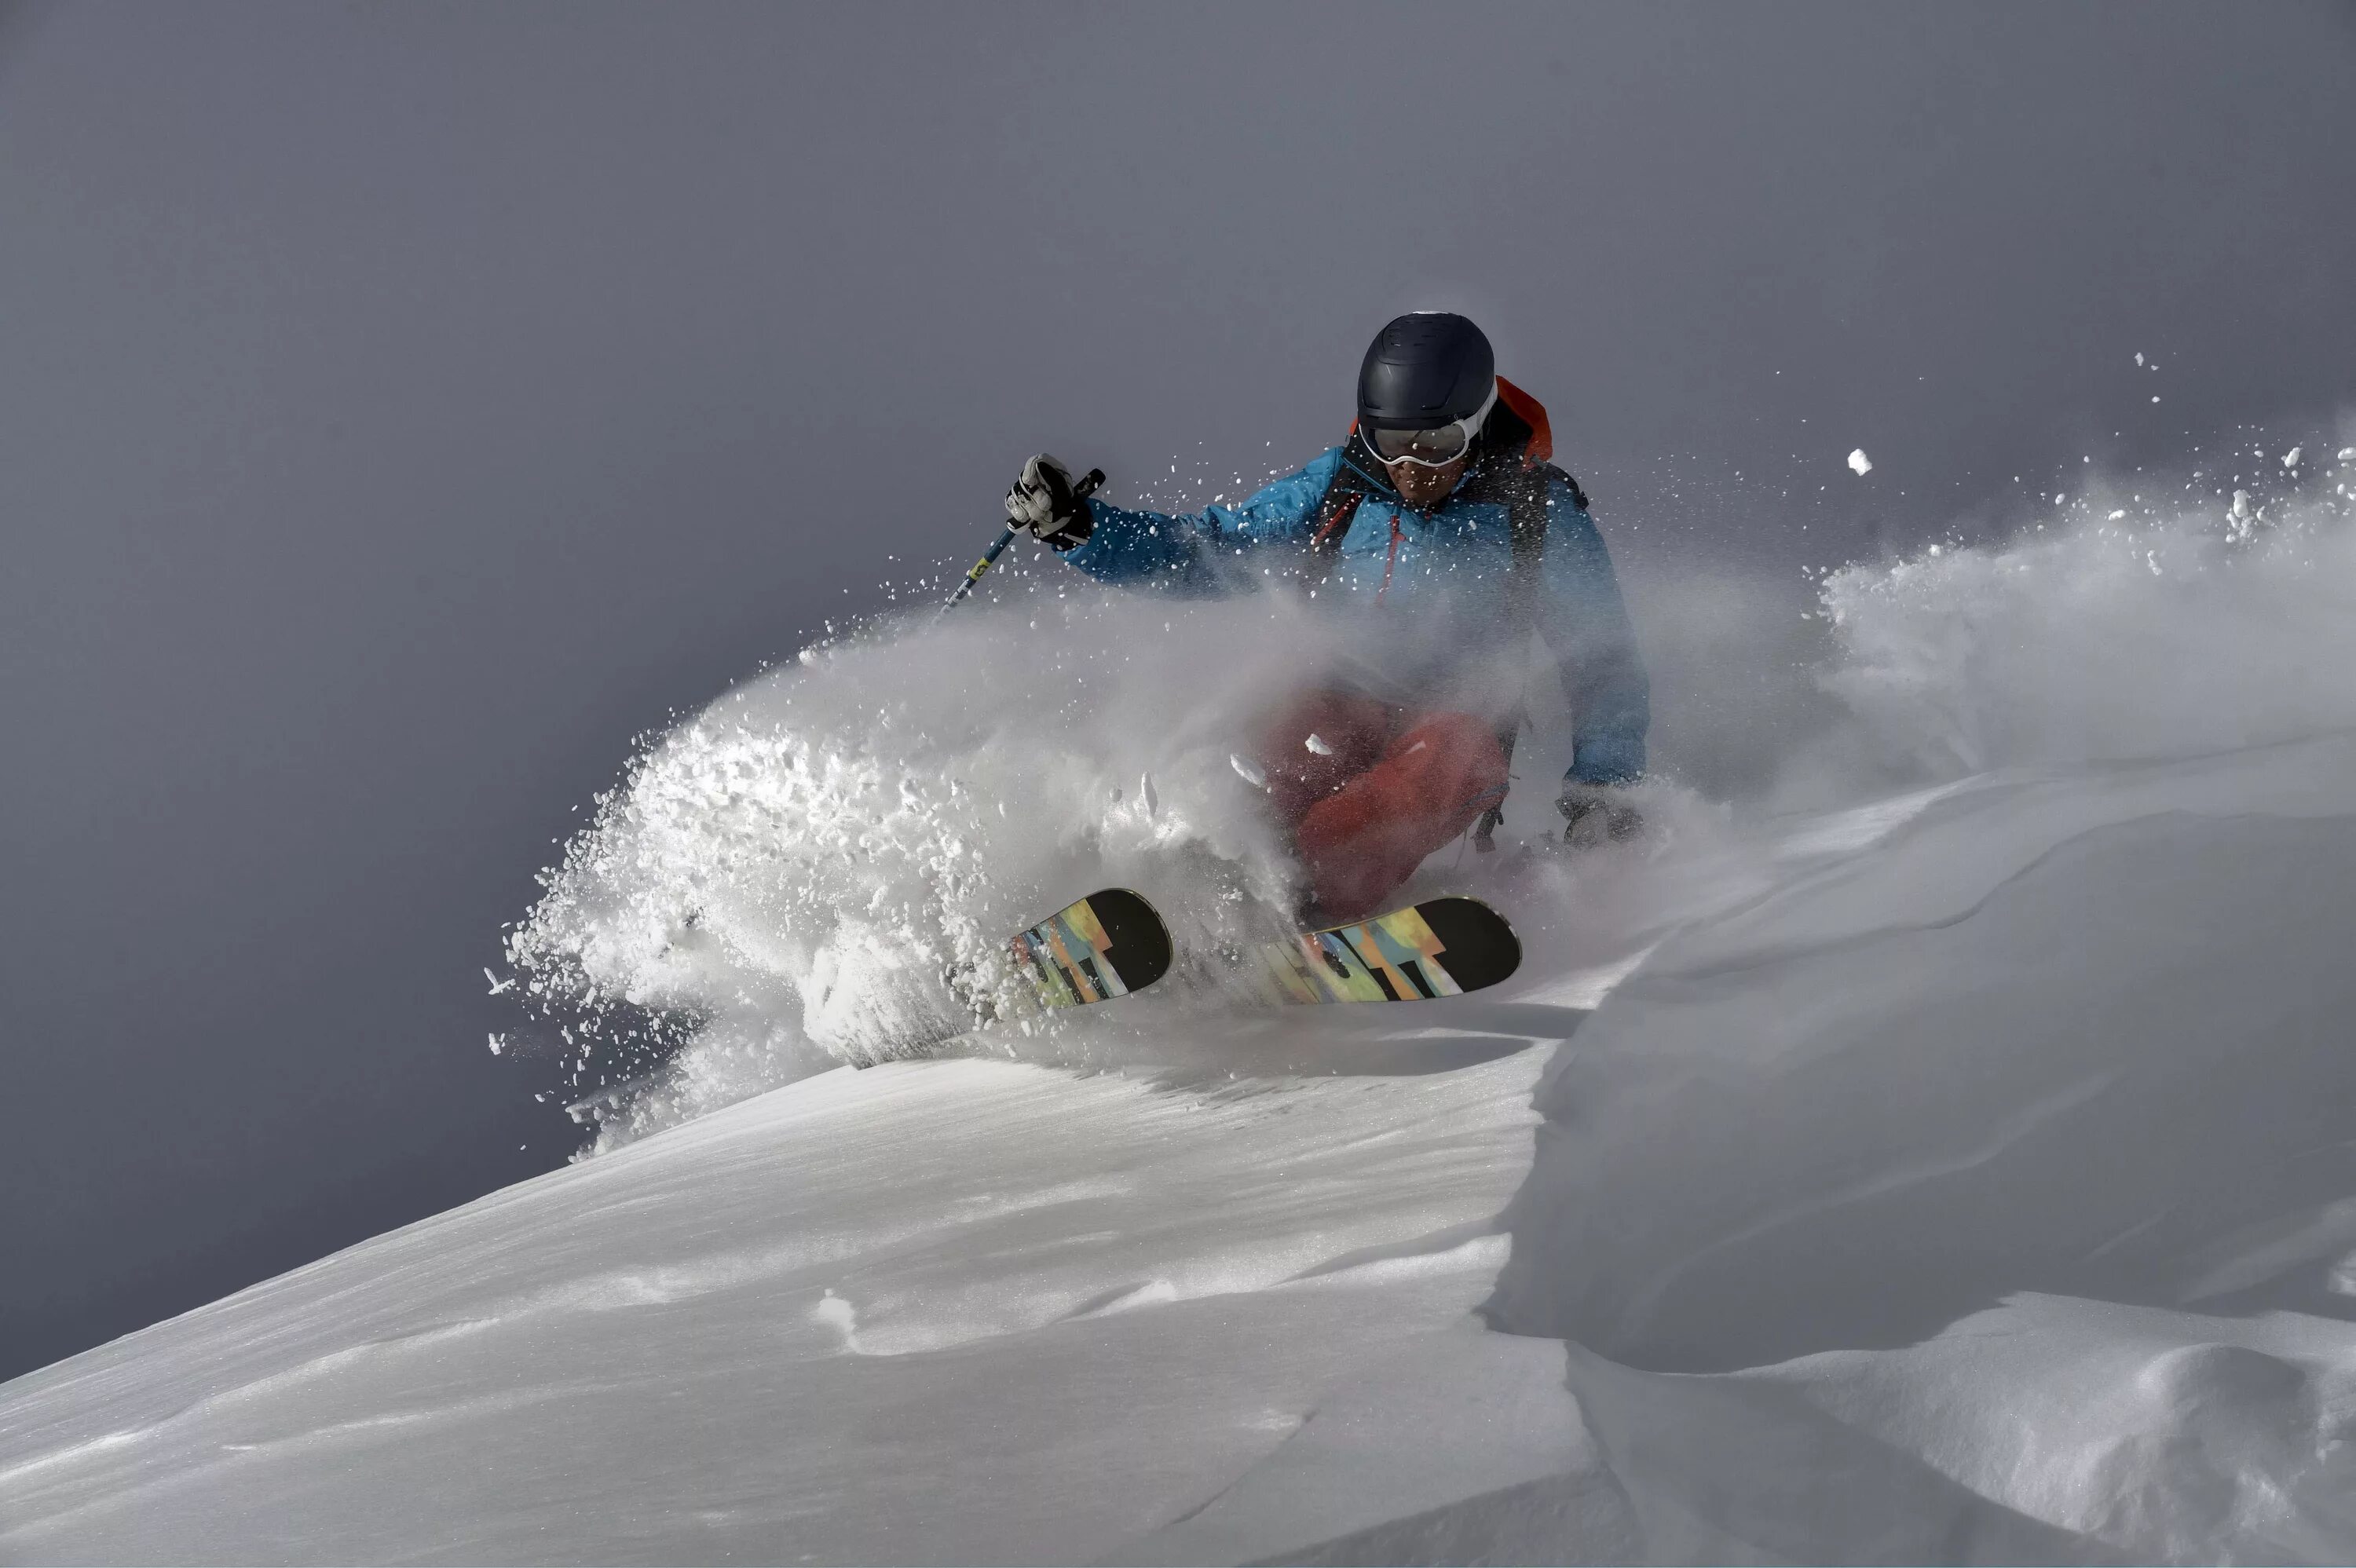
[{"x1": 941, "y1": 467, "x2": 1103, "y2": 614}]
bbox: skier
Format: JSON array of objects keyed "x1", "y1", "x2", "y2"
[{"x1": 1003, "y1": 312, "x2": 1649, "y2": 923}]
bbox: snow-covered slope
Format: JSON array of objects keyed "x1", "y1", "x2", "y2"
[
  {"x1": 1483, "y1": 733, "x2": 2356, "y2": 1563},
  {"x1": 8, "y1": 481, "x2": 2356, "y2": 1563},
  {"x1": 0, "y1": 1022, "x2": 1570, "y2": 1565}
]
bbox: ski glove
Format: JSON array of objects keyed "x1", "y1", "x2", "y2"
[
  {"x1": 1557, "y1": 781, "x2": 1644, "y2": 848},
  {"x1": 1005, "y1": 453, "x2": 1096, "y2": 549}
]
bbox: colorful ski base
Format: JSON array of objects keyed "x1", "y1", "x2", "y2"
[
  {"x1": 1011, "y1": 887, "x2": 1173, "y2": 1009},
  {"x1": 1257, "y1": 895, "x2": 1520, "y2": 1005}
]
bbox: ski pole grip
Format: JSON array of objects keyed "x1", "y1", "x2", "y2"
[{"x1": 942, "y1": 467, "x2": 1105, "y2": 613}]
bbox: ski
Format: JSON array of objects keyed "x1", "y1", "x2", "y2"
[
  {"x1": 1254, "y1": 895, "x2": 1520, "y2": 1004},
  {"x1": 1009, "y1": 887, "x2": 1173, "y2": 1008}
]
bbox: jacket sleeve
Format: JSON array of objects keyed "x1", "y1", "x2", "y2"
[
  {"x1": 1054, "y1": 448, "x2": 1343, "y2": 596},
  {"x1": 1537, "y1": 477, "x2": 1650, "y2": 786}
]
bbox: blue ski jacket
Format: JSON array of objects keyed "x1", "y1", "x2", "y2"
[{"x1": 1055, "y1": 441, "x2": 1649, "y2": 787}]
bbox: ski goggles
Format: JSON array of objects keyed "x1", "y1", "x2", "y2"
[{"x1": 1364, "y1": 380, "x2": 1497, "y2": 469}]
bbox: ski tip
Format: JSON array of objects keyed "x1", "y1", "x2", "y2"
[
  {"x1": 1081, "y1": 887, "x2": 1173, "y2": 990},
  {"x1": 1404, "y1": 895, "x2": 1521, "y2": 992},
  {"x1": 1282, "y1": 894, "x2": 1522, "y2": 1002}
]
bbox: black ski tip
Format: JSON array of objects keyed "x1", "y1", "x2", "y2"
[
  {"x1": 1086, "y1": 887, "x2": 1173, "y2": 991},
  {"x1": 1414, "y1": 895, "x2": 1521, "y2": 993}
]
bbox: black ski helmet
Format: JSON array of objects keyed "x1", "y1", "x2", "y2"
[{"x1": 1356, "y1": 313, "x2": 1494, "y2": 433}]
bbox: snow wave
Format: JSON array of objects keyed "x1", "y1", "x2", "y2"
[
  {"x1": 1812, "y1": 470, "x2": 2356, "y2": 785},
  {"x1": 509, "y1": 593, "x2": 1385, "y2": 1142}
]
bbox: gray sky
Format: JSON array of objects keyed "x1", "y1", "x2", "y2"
[{"x1": 4, "y1": 1, "x2": 2352, "y2": 1383}]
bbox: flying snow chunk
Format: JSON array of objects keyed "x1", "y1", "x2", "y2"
[
  {"x1": 2135, "y1": 352, "x2": 2146, "y2": 366},
  {"x1": 2284, "y1": 448, "x2": 2302, "y2": 469},
  {"x1": 1304, "y1": 733, "x2": 1336, "y2": 756},
  {"x1": 1848, "y1": 449, "x2": 1873, "y2": 476},
  {"x1": 1229, "y1": 753, "x2": 1268, "y2": 790},
  {"x1": 2338, "y1": 448, "x2": 2355, "y2": 462}
]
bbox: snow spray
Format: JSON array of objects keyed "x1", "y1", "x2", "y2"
[{"x1": 511, "y1": 440, "x2": 2356, "y2": 1150}]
